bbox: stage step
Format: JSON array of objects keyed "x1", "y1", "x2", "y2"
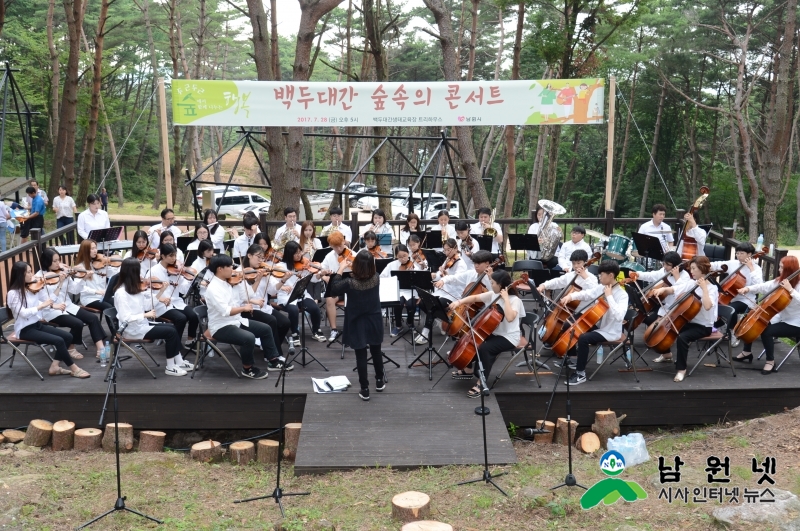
[{"x1": 293, "y1": 391, "x2": 517, "y2": 475}]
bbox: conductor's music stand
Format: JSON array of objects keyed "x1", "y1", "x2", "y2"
[
  {"x1": 631, "y1": 232, "x2": 664, "y2": 270},
  {"x1": 88, "y1": 227, "x2": 123, "y2": 255},
  {"x1": 286, "y1": 272, "x2": 328, "y2": 371},
  {"x1": 412, "y1": 287, "x2": 451, "y2": 380}
]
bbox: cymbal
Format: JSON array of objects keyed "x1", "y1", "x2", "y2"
[{"x1": 584, "y1": 229, "x2": 609, "y2": 241}]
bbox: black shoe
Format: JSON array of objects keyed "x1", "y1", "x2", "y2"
[
  {"x1": 267, "y1": 359, "x2": 294, "y2": 372},
  {"x1": 359, "y1": 388, "x2": 370, "y2": 401},
  {"x1": 376, "y1": 378, "x2": 386, "y2": 392},
  {"x1": 241, "y1": 366, "x2": 268, "y2": 379},
  {"x1": 733, "y1": 353, "x2": 753, "y2": 363},
  {"x1": 565, "y1": 373, "x2": 586, "y2": 386},
  {"x1": 761, "y1": 363, "x2": 776, "y2": 375}
]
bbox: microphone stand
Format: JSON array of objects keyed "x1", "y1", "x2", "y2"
[
  {"x1": 234, "y1": 344, "x2": 310, "y2": 515},
  {"x1": 78, "y1": 323, "x2": 162, "y2": 529}
]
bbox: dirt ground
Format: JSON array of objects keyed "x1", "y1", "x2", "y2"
[{"x1": 2, "y1": 407, "x2": 800, "y2": 530}]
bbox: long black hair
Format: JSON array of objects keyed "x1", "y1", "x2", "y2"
[
  {"x1": 8, "y1": 261, "x2": 30, "y2": 306},
  {"x1": 282, "y1": 241, "x2": 301, "y2": 269},
  {"x1": 254, "y1": 232, "x2": 271, "y2": 249},
  {"x1": 41, "y1": 248, "x2": 59, "y2": 272},
  {"x1": 159, "y1": 243, "x2": 177, "y2": 261},
  {"x1": 118, "y1": 258, "x2": 143, "y2": 295},
  {"x1": 132, "y1": 230, "x2": 149, "y2": 254},
  {"x1": 242, "y1": 244, "x2": 264, "y2": 268},
  {"x1": 197, "y1": 240, "x2": 214, "y2": 258},
  {"x1": 491, "y1": 269, "x2": 518, "y2": 296},
  {"x1": 203, "y1": 209, "x2": 221, "y2": 236}
]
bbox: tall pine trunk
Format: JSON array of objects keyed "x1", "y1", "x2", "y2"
[{"x1": 638, "y1": 84, "x2": 667, "y2": 217}]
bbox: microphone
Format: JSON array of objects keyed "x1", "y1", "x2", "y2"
[{"x1": 522, "y1": 427, "x2": 551, "y2": 437}]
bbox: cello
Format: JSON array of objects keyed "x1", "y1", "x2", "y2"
[
  {"x1": 733, "y1": 269, "x2": 800, "y2": 344},
  {"x1": 448, "y1": 274, "x2": 529, "y2": 370},
  {"x1": 550, "y1": 282, "x2": 621, "y2": 358},
  {"x1": 677, "y1": 186, "x2": 710, "y2": 260},
  {"x1": 539, "y1": 252, "x2": 602, "y2": 345},
  {"x1": 718, "y1": 246, "x2": 769, "y2": 305},
  {"x1": 627, "y1": 261, "x2": 688, "y2": 329},
  {"x1": 443, "y1": 255, "x2": 505, "y2": 338}
]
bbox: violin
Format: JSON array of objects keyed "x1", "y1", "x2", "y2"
[
  {"x1": 718, "y1": 246, "x2": 769, "y2": 305},
  {"x1": 167, "y1": 264, "x2": 198, "y2": 281},
  {"x1": 338, "y1": 247, "x2": 354, "y2": 264},
  {"x1": 255, "y1": 262, "x2": 287, "y2": 278},
  {"x1": 734, "y1": 269, "x2": 800, "y2": 344},
  {"x1": 444, "y1": 255, "x2": 507, "y2": 338},
  {"x1": 140, "y1": 277, "x2": 166, "y2": 290},
  {"x1": 264, "y1": 247, "x2": 283, "y2": 264},
  {"x1": 294, "y1": 257, "x2": 323, "y2": 274},
  {"x1": 399, "y1": 258, "x2": 415, "y2": 271},
  {"x1": 25, "y1": 279, "x2": 47, "y2": 293},
  {"x1": 448, "y1": 274, "x2": 529, "y2": 370},
  {"x1": 368, "y1": 245, "x2": 388, "y2": 259},
  {"x1": 678, "y1": 186, "x2": 710, "y2": 260},
  {"x1": 540, "y1": 252, "x2": 602, "y2": 346},
  {"x1": 226, "y1": 270, "x2": 244, "y2": 286},
  {"x1": 412, "y1": 248, "x2": 427, "y2": 267},
  {"x1": 137, "y1": 248, "x2": 159, "y2": 261},
  {"x1": 92, "y1": 254, "x2": 123, "y2": 270}
]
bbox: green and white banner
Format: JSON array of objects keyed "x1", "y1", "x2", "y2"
[{"x1": 171, "y1": 79, "x2": 605, "y2": 127}]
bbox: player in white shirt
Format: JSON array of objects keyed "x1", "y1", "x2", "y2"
[
  {"x1": 638, "y1": 203, "x2": 674, "y2": 252},
  {"x1": 157, "y1": 231, "x2": 184, "y2": 264},
  {"x1": 455, "y1": 221, "x2": 480, "y2": 269},
  {"x1": 675, "y1": 211, "x2": 707, "y2": 258},
  {"x1": 416, "y1": 239, "x2": 467, "y2": 344},
  {"x1": 123, "y1": 230, "x2": 158, "y2": 278},
  {"x1": 190, "y1": 240, "x2": 215, "y2": 300},
  {"x1": 299, "y1": 220, "x2": 322, "y2": 259},
  {"x1": 470, "y1": 207, "x2": 503, "y2": 256},
  {"x1": 537, "y1": 249, "x2": 599, "y2": 313},
  {"x1": 380, "y1": 244, "x2": 425, "y2": 336},
  {"x1": 432, "y1": 210, "x2": 457, "y2": 251},
  {"x1": 186, "y1": 223, "x2": 211, "y2": 251},
  {"x1": 399, "y1": 213, "x2": 421, "y2": 247},
  {"x1": 556, "y1": 225, "x2": 592, "y2": 271},
  {"x1": 77, "y1": 194, "x2": 110, "y2": 240},
  {"x1": 149, "y1": 244, "x2": 199, "y2": 348},
  {"x1": 634, "y1": 251, "x2": 689, "y2": 328},
  {"x1": 147, "y1": 208, "x2": 182, "y2": 249},
  {"x1": 321, "y1": 206, "x2": 352, "y2": 246},
  {"x1": 203, "y1": 209, "x2": 239, "y2": 253},
  {"x1": 651, "y1": 256, "x2": 718, "y2": 382},
  {"x1": 738, "y1": 256, "x2": 800, "y2": 374},
  {"x1": 74, "y1": 238, "x2": 116, "y2": 314},
  {"x1": 273, "y1": 241, "x2": 326, "y2": 343},
  {"x1": 274, "y1": 207, "x2": 301, "y2": 250},
  {"x1": 361, "y1": 208, "x2": 394, "y2": 255},
  {"x1": 53, "y1": 186, "x2": 78, "y2": 245},
  {"x1": 526, "y1": 206, "x2": 545, "y2": 260},
  {"x1": 319, "y1": 231, "x2": 352, "y2": 342},
  {"x1": 233, "y1": 216, "x2": 260, "y2": 261}
]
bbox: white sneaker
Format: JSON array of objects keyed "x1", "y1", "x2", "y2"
[
  {"x1": 165, "y1": 366, "x2": 187, "y2": 377},
  {"x1": 328, "y1": 329, "x2": 339, "y2": 342},
  {"x1": 176, "y1": 360, "x2": 195, "y2": 371},
  {"x1": 415, "y1": 328, "x2": 430, "y2": 345}
]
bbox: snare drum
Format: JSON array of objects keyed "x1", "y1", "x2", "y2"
[
  {"x1": 620, "y1": 260, "x2": 645, "y2": 277},
  {"x1": 604, "y1": 234, "x2": 631, "y2": 260}
]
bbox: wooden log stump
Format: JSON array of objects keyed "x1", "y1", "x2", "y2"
[
  {"x1": 0, "y1": 435, "x2": 5, "y2": 444},
  {"x1": 2, "y1": 429, "x2": 25, "y2": 443},
  {"x1": 257, "y1": 439, "x2": 279, "y2": 464},
  {"x1": 138, "y1": 431, "x2": 166, "y2": 453},
  {"x1": 22, "y1": 419, "x2": 53, "y2": 447},
  {"x1": 591, "y1": 410, "x2": 627, "y2": 449},
  {"x1": 576, "y1": 432, "x2": 601, "y2": 454},
  {"x1": 230, "y1": 441, "x2": 255, "y2": 465},
  {"x1": 532, "y1": 420, "x2": 555, "y2": 444},
  {"x1": 402, "y1": 522, "x2": 453, "y2": 531},
  {"x1": 74, "y1": 428, "x2": 103, "y2": 451},
  {"x1": 282, "y1": 423, "x2": 301, "y2": 461},
  {"x1": 391, "y1": 491, "x2": 431, "y2": 522},
  {"x1": 102, "y1": 423, "x2": 134, "y2": 453},
  {"x1": 553, "y1": 418, "x2": 578, "y2": 446},
  {"x1": 191, "y1": 440, "x2": 223, "y2": 463},
  {"x1": 51, "y1": 421, "x2": 76, "y2": 451}
]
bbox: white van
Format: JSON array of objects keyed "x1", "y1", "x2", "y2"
[{"x1": 213, "y1": 191, "x2": 270, "y2": 217}]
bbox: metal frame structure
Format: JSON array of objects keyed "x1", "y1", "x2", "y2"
[
  {"x1": 184, "y1": 128, "x2": 487, "y2": 221},
  {"x1": 0, "y1": 63, "x2": 39, "y2": 194}
]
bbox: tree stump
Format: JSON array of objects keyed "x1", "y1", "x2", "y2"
[
  {"x1": 230, "y1": 441, "x2": 255, "y2": 465},
  {"x1": 591, "y1": 410, "x2": 627, "y2": 449},
  {"x1": 102, "y1": 423, "x2": 134, "y2": 453},
  {"x1": 2, "y1": 429, "x2": 25, "y2": 443},
  {"x1": 532, "y1": 420, "x2": 555, "y2": 444},
  {"x1": 576, "y1": 432, "x2": 601, "y2": 454},
  {"x1": 74, "y1": 428, "x2": 103, "y2": 451},
  {"x1": 401, "y1": 522, "x2": 453, "y2": 531},
  {"x1": 22, "y1": 419, "x2": 53, "y2": 447},
  {"x1": 282, "y1": 423, "x2": 301, "y2": 461},
  {"x1": 0, "y1": 435, "x2": 5, "y2": 444},
  {"x1": 257, "y1": 439, "x2": 279, "y2": 464},
  {"x1": 51, "y1": 421, "x2": 76, "y2": 451},
  {"x1": 553, "y1": 418, "x2": 578, "y2": 446},
  {"x1": 138, "y1": 431, "x2": 166, "y2": 453},
  {"x1": 391, "y1": 491, "x2": 431, "y2": 522},
  {"x1": 190, "y1": 440, "x2": 223, "y2": 463}
]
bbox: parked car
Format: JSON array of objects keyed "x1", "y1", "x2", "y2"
[
  {"x1": 347, "y1": 185, "x2": 378, "y2": 207},
  {"x1": 423, "y1": 200, "x2": 460, "y2": 220},
  {"x1": 356, "y1": 190, "x2": 410, "y2": 211},
  {"x1": 195, "y1": 185, "x2": 240, "y2": 202},
  {"x1": 393, "y1": 193, "x2": 448, "y2": 219},
  {"x1": 212, "y1": 191, "x2": 270, "y2": 216}
]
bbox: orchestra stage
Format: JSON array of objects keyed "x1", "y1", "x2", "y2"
[{"x1": 1, "y1": 327, "x2": 799, "y2": 473}]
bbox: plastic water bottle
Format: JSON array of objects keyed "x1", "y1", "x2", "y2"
[
  {"x1": 100, "y1": 341, "x2": 109, "y2": 367},
  {"x1": 607, "y1": 433, "x2": 650, "y2": 467},
  {"x1": 596, "y1": 346, "x2": 604, "y2": 364},
  {"x1": 757, "y1": 234, "x2": 764, "y2": 248}
]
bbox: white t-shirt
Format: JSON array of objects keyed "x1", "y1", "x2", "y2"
[
  {"x1": 470, "y1": 221, "x2": 503, "y2": 254},
  {"x1": 53, "y1": 196, "x2": 76, "y2": 219},
  {"x1": 638, "y1": 219, "x2": 674, "y2": 251},
  {"x1": 476, "y1": 291, "x2": 524, "y2": 346}
]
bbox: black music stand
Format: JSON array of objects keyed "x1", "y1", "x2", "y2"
[
  {"x1": 425, "y1": 229, "x2": 444, "y2": 248},
  {"x1": 313, "y1": 247, "x2": 333, "y2": 263},
  {"x1": 471, "y1": 234, "x2": 494, "y2": 252},
  {"x1": 390, "y1": 270, "x2": 423, "y2": 350},
  {"x1": 631, "y1": 232, "x2": 664, "y2": 269},
  {"x1": 286, "y1": 273, "x2": 328, "y2": 370},
  {"x1": 411, "y1": 287, "x2": 451, "y2": 380},
  {"x1": 176, "y1": 236, "x2": 193, "y2": 253},
  {"x1": 508, "y1": 234, "x2": 539, "y2": 258},
  {"x1": 375, "y1": 258, "x2": 393, "y2": 274},
  {"x1": 422, "y1": 249, "x2": 444, "y2": 271},
  {"x1": 88, "y1": 227, "x2": 122, "y2": 255},
  {"x1": 319, "y1": 236, "x2": 329, "y2": 249}
]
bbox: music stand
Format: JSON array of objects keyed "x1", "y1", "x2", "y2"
[
  {"x1": 422, "y1": 249, "x2": 444, "y2": 271},
  {"x1": 223, "y1": 240, "x2": 235, "y2": 255},
  {"x1": 176, "y1": 236, "x2": 193, "y2": 253},
  {"x1": 88, "y1": 227, "x2": 122, "y2": 255},
  {"x1": 286, "y1": 273, "x2": 328, "y2": 370},
  {"x1": 312, "y1": 247, "x2": 333, "y2": 263},
  {"x1": 508, "y1": 234, "x2": 539, "y2": 255},
  {"x1": 184, "y1": 250, "x2": 198, "y2": 267},
  {"x1": 390, "y1": 270, "x2": 423, "y2": 350},
  {"x1": 426, "y1": 230, "x2": 444, "y2": 248},
  {"x1": 319, "y1": 236, "x2": 329, "y2": 249},
  {"x1": 471, "y1": 234, "x2": 493, "y2": 252},
  {"x1": 410, "y1": 230, "x2": 429, "y2": 247},
  {"x1": 411, "y1": 287, "x2": 451, "y2": 380},
  {"x1": 375, "y1": 258, "x2": 393, "y2": 274},
  {"x1": 631, "y1": 232, "x2": 664, "y2": 266}
]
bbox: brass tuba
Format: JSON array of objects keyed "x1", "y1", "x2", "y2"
[{"x1": 537, "y1": 199, "x2": 566, "y2": 262}]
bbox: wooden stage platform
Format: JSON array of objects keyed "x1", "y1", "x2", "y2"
[{"x1": 1, "y1": 326, "x2": 799, "y2": 473}]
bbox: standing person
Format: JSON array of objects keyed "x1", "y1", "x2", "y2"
[
  {"x1": 149, "y1": 244, "x2": 199, "y2": 349},
  {"x1": 638, "y1": 203, "x2": 674, "y2": 252},
  {"x1": 99, "y1": 187, "x2": 108, "y2": 211},
  {"x1": 446, "y1": 270, "x2": 525, "y2": 397},
  {"x1": 399, "y1": 213, "x2": 421, "y2": 246},
  {"x1": 470, "y1": 207, "x2": 503, "y2": 257},
  {"x1": 77, "y1": 194, "x2": 110, "y2": 241},
  {"x1": 204, "y1": 209, "x2": 239, "y2": 253},
  {"x1": 148, "y1": 208, "x2": 182, "y2": 249},
  {"x1": 738, "y1": 256, "x2": 800, "y2": 375},
  {"x1": 651, "y1": 256, "x2": 719, "y2": 382},
  {"x1": 0, "y1": 198, "x2": 10, "y2": 252},
  {"x1": 555, "y1": 225, "x2": 592, "y2": 272},
  {"x1": 52, "y1": 186, "x2": 77, "y2": 245},
  {"x1": 20, "y1": 186, "x2": 46, "y2": 244},
  {"x1": 114, "y1": 258, "x2": 192, "y2": 376},
  {"x1": 75, "y1": 239, "x2": 115, "y2": 314},
  {"x1": 319, "y1": 231, "x2": 351, "y2": 342},
  {"x1": 362, "y1": 208, "x2": 393, "y2": 255},
  {"x1": 205, "y1": 254, "x2": 287, "y2": 378},
  {"x1": 326, "y1": 250, "x2": 386, "y2": 401},
  {"x1": 30, "y1": 180, "x2": 48, "y2": 206},
  {"x1": 7, "y1": 261, "x2": 90, "y2": 378},
  {"x1": 321, "y1": 206, "x2": 352, "y2": 247},
  {"x1": 274, "y1": 241, "x2": 326, "y2": 343},
  {"x1": 380, "y1": 244, "x2": 425, "y2": 337}
]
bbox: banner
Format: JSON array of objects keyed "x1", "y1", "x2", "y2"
[{"x1": 171, "y1": 79, "x2": 605, "y2": 127}]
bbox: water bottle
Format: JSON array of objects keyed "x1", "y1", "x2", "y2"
[
  {"x1": 596, "y1": 346, "x2": 604, "y2": 364},
  {"x1": 100, "y1": 341, "x2": 109, "y2": 367},
  {"x1": 757, "y1": 234, "x2": 764, "y2": 248}
]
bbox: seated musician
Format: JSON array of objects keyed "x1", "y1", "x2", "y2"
[
  {"x1": 556, "y1": 225, "x2": 592, "y2": 272},
  {"x1": 470, "y1": 207, "x2": 503, "y2": 257},
  {"x1": 446, "y1": 270, "x2": 525, "y2": 398},
  {"x1": 380, "y1": 244, "x2": 424, "y2": 337},
  {"x1": 322, "y1": 207, "x2": 352, "y2": 247},
  {"x1": 190, "y1": 240, "x2": 215, "y2": 300},
  {"x1": 274, "y1": 241, "x2": 326, "y2": 343},
  {"x1": 526, "y1": 206, "x2": 545, "y2": 260},
  {"x1": 676, "y1": 212, "x2": 706, "y2": 257},
  {"x1": 319, "y1": 231, "x2": 351, "y2": 343},
  {"x1": 638, "y1": 203, "x2": 674, "y2": 252},
  {"x1": 114, "y1": 258, "x2": 190, "y2": 376},
  {"x1": 233, "y1": 216, "x2": 260, "y2": 260},
  {"x1": 711, "y1": 242, "x2": 762, "y2": 358},
  {"x1": 434, "y1": 210, "x2": 457, "y2": 252},
  {"x1": 399, "y1": 213, "x2": 421, "y2": 247},
  {"x1": 204, "y1": 254, "x2": 287, "y2": 378},
  {"x1": 204, "y1": 209, "x2": 239, "y2": 253},
  {"x1": 75, "y1": 239, "x2": 115, "y2": 315},
  {"x1": 274, "y1": 207, "x2": 301, "y2": 247},
  {"x1": 158, "y1": 231, "x2": 184, "y2": 264},
  {"x1": 186, "y1": 223, "x2": 211, "y2": 251},
  {"x1": 455, "y1": 221, "x2": 479, "y2": 269},
  {"x1": 559, "y1": 260, "x2": 628, "y2": 386},
  {"x1": 150, "y1": 243, "x2": 199, "y2": 349},
  {"x1": 651, "y1": 256, "x2": 718, "y2": 382},
  {"x1": 124, "y1": 229, "x2": 157, "y2": 277},
  {"x1": 363, "y1": 230, "x2": 389, "y2": 258},
  {"x1": 737, "y1": 256, "x2": 800, "y2": 374},
  {"x1": 417, "y1": 238, "x2": 467, "y2": 344},
  {"x1": 536, "y1": 250, "x2": 598, "y2": 309},
  {"x1": 362, "y1": 208, "x2": 394, "y2": 255},
  {"x1": 406, "y1": 234, "x2": 429, "y2": 270}
]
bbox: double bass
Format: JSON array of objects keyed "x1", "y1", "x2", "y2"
[
  {"x1": 717, "y1": 246, "x2": 769, "y2": 305},
  {"x1": 448, "y1": 274, "x2": 529, "y2": 370},
  {"x1": 551, "y1": 282, "x2": 620, "y2": 358},
  {"x1": 677, "y1": 186, "x2": 710, "y2": 260},
  {"x1": 443, "y1": 255, "x2": 506, "y2": 338},
  {"x1": 539, "y1": 252, "x2": 602, "y2": 345},
  {"x1": 733, "y1": 269, "x2": 800, "y2": 344}
]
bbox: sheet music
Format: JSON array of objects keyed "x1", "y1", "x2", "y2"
[
  {"x1": 379, "y1": 275, "x2": 400, "y2": 303},
  {"x1": 312, "y1": 375, "x2": 351, "y2": 393}
]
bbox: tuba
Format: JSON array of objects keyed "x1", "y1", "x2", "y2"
[{"x1": 537, "y1": 199, "x2": 566, "y2": 262}]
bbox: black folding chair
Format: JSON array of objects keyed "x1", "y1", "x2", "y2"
[
  {"x1": 757, "y1": 336, "x2": 800, "y2": 372},
  {"x1": 490, "y1": 312, "x2": 543, "y2": 389},
  {"x1": 0, "y1": 307, "x2": 51, "y2": 380},
  {"x1": 689, "y1": 304, "x2": 736, "y2": 377},
  {"x1": 191, "y1": 305, "x2": 241, "y2": 378},
  {"x1": 102, "y1": 308, "x2": 159, "y2": 380},
  {"x1": 589, "y1": 308, "x2": 641, "y2": 382}
]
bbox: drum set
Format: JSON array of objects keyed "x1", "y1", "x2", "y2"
[{"x1": 585, "y1": 229, "x2": 645, "y2": 275}]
